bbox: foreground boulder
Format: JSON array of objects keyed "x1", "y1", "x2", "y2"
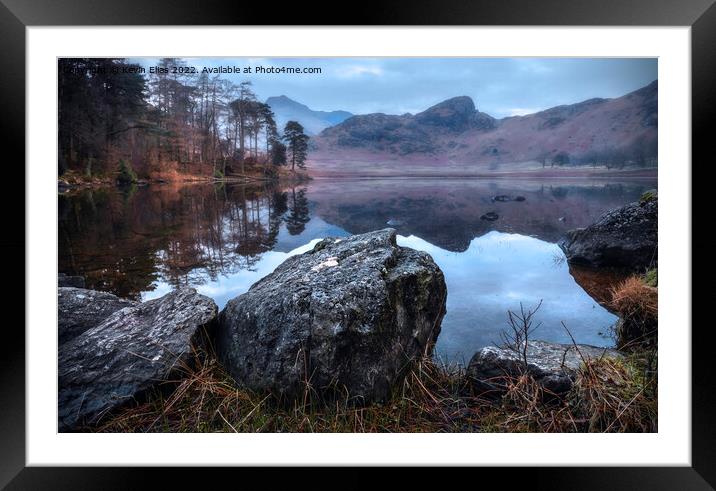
[
  {"x1": 559, "y1": 193, "x2": 657, "y2": 271},
  {"x1": 58, "y1": 287, "x2": 217, "y2": 431},
  {"x1": 216, "y1": 228, "x2": 447, "y2": 405},
  {"x1": 58, "y1": 287, "x2": 136, "y2": 344},
  {"x1": 467, "y1": 340, "x2": 621, "y2": 395}
]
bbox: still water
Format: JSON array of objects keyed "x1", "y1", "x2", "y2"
[{"x1": 59, "y1": 178, "x2": 656, "y2": 363}]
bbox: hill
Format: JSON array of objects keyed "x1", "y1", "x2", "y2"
[{"x1": 310, "y1": 81, "x2": 658, "y2": 173}]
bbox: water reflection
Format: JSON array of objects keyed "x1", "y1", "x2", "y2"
[
  {"x1": 307, "y1": 178, "x2": 651, "y2": 250},
  {"x1": 397, "y1": 233, "x2": 617, "y2": 362},
  {"x1": 59, "y1": 183, "x2": 311, "y2": 298},
  {"x1": 144, "y1": 239, "x2": 322, "y2": 309},
  {"x1": 59, "y1": 178, "x2": 655, "y2": 363}
]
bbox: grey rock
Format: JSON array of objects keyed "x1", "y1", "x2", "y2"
[
  {"x1": 58, "y1": 287, "x2": 218, "y2": 431},
  {"x1": 216, "y1": 228, "x2": 447, "y2": 405},
  {"x1": 491, "y1": 195, "x2": 526, "y2": 203},
  {"x1": 559, "y1": 195, "x2": 657, "y2": 271},
  {"x1": 467, "y1": 340, "x2": 621, "y2": 395},
  {"x1": 58, "y1": 287, "x2": 136, "y2": 344},
  {"x1": 58, "y1": 273, "x2": 86, "y2": 288},
  {"x1": 492, "y1": 195, "x2": 512, "y2": 202}
]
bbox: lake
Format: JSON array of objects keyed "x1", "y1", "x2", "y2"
[{"x1": 58, "y1": 177, "x2": 656, "y2": 364}]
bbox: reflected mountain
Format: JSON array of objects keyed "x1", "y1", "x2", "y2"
[{"x1": 307, "y1": 178, "x2": 654, "y2": 251}]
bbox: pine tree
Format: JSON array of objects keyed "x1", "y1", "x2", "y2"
[
  {"x1": 258, "y1": 103, "x2": 278, "y2": 160},
  {"x1": 270, "y1": 140, "x2": 287, "y2": 166},
  {"x1": 282, "y1": 121, "x2": 309, "y2": 171}
]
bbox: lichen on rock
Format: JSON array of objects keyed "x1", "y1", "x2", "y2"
[
  {"x1": 216, "y1": 228, "x2": 447, "y2": 405},
  {"x1": 58, "y1": 287, "x2": 217, "y2": 431},
  {"x1": 467, "y1": 340, "x2": 622, "y2": 395}
]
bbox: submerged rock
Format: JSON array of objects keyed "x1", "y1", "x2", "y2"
[
  {"x1": 58, "y1": 287, "x2": 136, "y2": 345},
  {"x1": 492, "y1": 195, "x2": 512, "y2": 202},
  {"x1": 491, "y1": 195, "x2": 526, "y2": 203},
  {"x1": 559, "y1": 194, "x2": 657, "y2": 271},
  {"x1": 216, "y1": 228, "x2": 447, "y2": 405},
  {"x1": 467, "y1": 340, "x2": 621, "y2": 395},
  {"x1": 58, "y1": 273, "x2": 86, "y2": 289},
  {"x1": 58, "y1": 287, "x2": 217, "y2": 431}
]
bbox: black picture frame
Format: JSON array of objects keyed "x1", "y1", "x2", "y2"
[{"x1": 2, "y1": 0, "x2": 713, "y2": 487}]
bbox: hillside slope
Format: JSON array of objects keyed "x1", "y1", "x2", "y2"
[{"x1": 310, "y1": 81, "x2": 657, "y2": 170}]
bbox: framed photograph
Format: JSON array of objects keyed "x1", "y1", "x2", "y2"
[{"x1": 4, "y1": 0, "x2": 713, "y2": 486}]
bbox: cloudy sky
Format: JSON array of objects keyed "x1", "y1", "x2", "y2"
[{"x1": 131, "y1": 57, "x2": 657, "y2": 118}]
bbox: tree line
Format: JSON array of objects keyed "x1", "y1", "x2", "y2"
[
  {"x1": 537, "y1": 135, "x2": 657, "y2": 170},
  {"x1": 58, "y1": 58, "x2": 310, "y2": 181}
]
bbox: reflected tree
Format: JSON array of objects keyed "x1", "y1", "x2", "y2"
[
  {"x1": 285, "y1": 188, "x2": 311, "y2": 235},
  {"x1": 58, "y1": 182, "x2": 299, "y2": 298}
]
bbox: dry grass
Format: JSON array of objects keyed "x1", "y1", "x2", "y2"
[
  {"x1": 610, "y1": 274, "x2": 658, "y2": 350},
  {"x1": 90, "y1": 290, "x2": 658, "y2": 434},
  {"x1": 610, "y1": 276, "x2": 658, "y2": 320},
  {"x1": 94, "y1": 347, "x2": 481, "y2": 433},
  {"x1": 93, "y1": 342, "x2": 657, "y2": 434},
  {"x1": 567, "y1": 352, "x2": 657, "y2": 432},
  {"x1": 475, "y1": 350, "x2": 657, "y2": 433}
]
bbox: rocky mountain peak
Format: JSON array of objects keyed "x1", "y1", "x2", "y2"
[{"x1": 415, "y1": 96, "x2": 478, "y2": 131}]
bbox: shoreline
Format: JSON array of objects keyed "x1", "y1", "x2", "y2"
[
  {"x1": 306, "y1": 168, "x2": 657, "y2": 180},
  {"x1": 60, "y1": 168, "x2": 657, "y2": 190},
  {"x1": 58, "y1": 173, "x2": 312, "y2": 191},
  {"x1": 307, "y1": 172, "x2": 658, "y2": 181}
]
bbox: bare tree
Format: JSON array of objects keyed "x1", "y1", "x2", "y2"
[{"x1": 500, "y1": 300, "x2": 543, "y2": 370}]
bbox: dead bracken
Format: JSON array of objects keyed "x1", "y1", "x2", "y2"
[{"x1": 93, "y1": 341, "x2": 656, "y2": 433}]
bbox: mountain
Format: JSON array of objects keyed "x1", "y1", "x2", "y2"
[
  {"x1": 310, "y1": 81, "x2": 658, "y2": 170},
  {"x1": 266, "y1": 95, "x2": 353, "y2": 135}
]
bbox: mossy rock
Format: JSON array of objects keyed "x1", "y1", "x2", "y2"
[
  {"x1": 643, "y1": 268, "x2": 658, "y2": 287},
  {"x1": 639, "y1": 189, "x2": 657, "y2": 205}
]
